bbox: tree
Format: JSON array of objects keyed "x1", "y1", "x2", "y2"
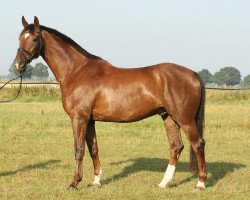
[
  {"x1": 9, "y1": 64, "x2": 33, "y2": 79},
  {"x1": 242, "y1": 74, "x2": 250, "y2": 87},
  {"x1": 32, "y1": 63, "x2": 49, "y2": 79},
  {"x1": 198, "y1": 69, "x2": 212, "y2": 84},
  {"x1": 212, "y1": 67, "x2": 241, "y2": 86},
  {"x1": 22, "y1": 64, "x2": 33, "y2": 79}
]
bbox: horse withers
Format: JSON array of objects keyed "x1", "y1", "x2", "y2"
[{"x1": 12, "y1": 16, "x2": 207, "y2": 190}]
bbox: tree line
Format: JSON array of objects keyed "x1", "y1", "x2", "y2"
[
  {"x1": 198, "y1": 67, "x2": 250, "y2": 87},
  {"x1": 8, "y1": 64, "x2": 250, "y2": 87},
  {"x1": 9, "y1": 62, "x2": 49, "y2": 80}
]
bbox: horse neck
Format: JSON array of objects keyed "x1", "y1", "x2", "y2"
[{"x1": 41, "y1": 30, "x2": 89, "y2": 85}]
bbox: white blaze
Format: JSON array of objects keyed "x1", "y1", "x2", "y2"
[
  {"x1": 24, "y1": 32, "x2": 30, "y2": 39},
  {"x1": 15, "y1": 63, "x2": 20, "y2": 70}
]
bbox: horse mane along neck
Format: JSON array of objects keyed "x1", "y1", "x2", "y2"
[
  {"x1": 22, "y1": 24, "x2": 102, "y2": 60},
  {"x1": 41, "y1": 26, "x2": 102, "y2": 60}
]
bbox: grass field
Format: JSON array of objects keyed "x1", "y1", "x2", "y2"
[{"x1": 0, "y1": 88, "x2": 249, "y2": 199}]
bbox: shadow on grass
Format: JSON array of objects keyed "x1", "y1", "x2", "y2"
[
  {"x1": 103, "y1": 157, "x2": 246, "y2": 188},
  {"x1": 0, "y1": 159, "x2": 61, "y2": 177}
]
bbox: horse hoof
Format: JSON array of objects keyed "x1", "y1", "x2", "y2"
[
  {"x1": 158, "y1": 183, "x2": 166, "y2": 189},
  {"x1": 196, "y1": 181, "x2": 205, "y2": 190},
  {"x1": 68, "y1": 186, "x2": 77, "y2": 190},
  {"x1": 92, "y1": 181, "x2": 101, "y2": 187},
  {"x1": 196, "y1": 186, "x2": 206, "y2": 190}
]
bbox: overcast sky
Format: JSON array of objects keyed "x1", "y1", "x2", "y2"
[{"x1": 0, "y1": 0, "x2": 249, "y2": 78}]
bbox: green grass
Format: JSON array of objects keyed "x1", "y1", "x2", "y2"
[
  {"x1": 206, "y1": 89, "x2": 250, "y2": 105},
  {"x1": 0, "y1": 89, "x2": 249, "y2": 199},
  {"x1": 0, "y1": 85, "x2": 61, "y2": 102}
]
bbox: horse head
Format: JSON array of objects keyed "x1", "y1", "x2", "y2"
[{"x1": 13, "y1": 16, "x2": 43, "y2": 73}]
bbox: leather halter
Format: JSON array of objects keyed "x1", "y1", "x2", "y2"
[{"x1": 17, "y1": 31, "x2": 43, "y2": 64}]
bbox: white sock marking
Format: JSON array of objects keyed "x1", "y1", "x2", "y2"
[
  {"x1": 196, "y1": 181, "x2": 205, "y2": 189},
  {"x1": 158, "y1": 164, "x2": 176, "y2": 188},
  {"x1": 92, "y1": 168, "x2": 102, "y2": 186}
]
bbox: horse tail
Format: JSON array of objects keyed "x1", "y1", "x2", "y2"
[{"x1": 189, "y1": 74, "x2": 205, "y2": 173}]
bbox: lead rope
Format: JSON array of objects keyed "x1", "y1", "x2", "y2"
[{"x1": 0, "y1": 71, "x2": 23, "y2": 103}]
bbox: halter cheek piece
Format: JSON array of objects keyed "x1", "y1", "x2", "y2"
[{"x1": 17, "y1": 31, "x2": 43, "y2": 64}]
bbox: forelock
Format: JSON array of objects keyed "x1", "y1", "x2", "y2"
[{"x1": 20, "y1": 24, "x2": 35, "y2": 36}]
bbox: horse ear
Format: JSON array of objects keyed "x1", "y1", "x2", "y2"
[
  {"x1": 34, "y1": 16, "x2": 40, "y2": 32},
  {"x1": 22, "y1": 16, "x2": 28, "y2": 28}
]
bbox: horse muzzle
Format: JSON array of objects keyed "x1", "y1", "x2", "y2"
[
  {"x1": 15, "y1": 62, "x2": 26, "y2": 72},
  {"x1": 13, "y1": 54, "x2": 28, "y2": 73}
]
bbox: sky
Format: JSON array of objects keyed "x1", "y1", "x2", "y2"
[{"x1": 0, "y1": 0, "x2": 249, "y2": 78}]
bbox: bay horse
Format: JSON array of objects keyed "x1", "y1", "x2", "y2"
[{"x1": 13, "y1": 16, "x2": 207, "y2": 190}]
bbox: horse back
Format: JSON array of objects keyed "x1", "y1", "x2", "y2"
[{"x1": 91, "y1": 62, "x2": 202, "y2": 122}]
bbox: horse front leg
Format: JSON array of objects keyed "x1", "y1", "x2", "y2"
[
  {"x1": 86, "y1": 120, "x2": 102, "y2": 186},
  {"x1": 68, "y1": 115, "x2": 89, "y2": 190}
]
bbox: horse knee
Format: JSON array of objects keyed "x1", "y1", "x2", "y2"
[
  {"x1": 75, "y1": 149, "x2": 84, "y2": 161},
  {"x1": 197, "y1": 138, "x2": 205, "y2": 150},
  {"x1": 175, "y1": 144, "x2": 184, "y2": 155},
  {"x1": 170, "y1": 143, "x2": 184, "y2": 156},
  {"x1": 193, "y1": 138, "x2": 205, "y2": 154},
  {"x1": 90, "y1": 146, "x2": 98, "y2": 158}
]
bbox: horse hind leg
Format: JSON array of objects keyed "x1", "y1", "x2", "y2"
[
  {"x1": 158, "y1": 115, "x2": 184, "y2": 188},
  {"x1": 86, "y1": 121, "x2": 102, "y2": 186},
  {"x1": 181, "y1": 121, "x2": 207, "y2": 189}
]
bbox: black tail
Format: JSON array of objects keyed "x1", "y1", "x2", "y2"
[{"x1": 189, "y1": 75, "x2": 205, "y2": 173}]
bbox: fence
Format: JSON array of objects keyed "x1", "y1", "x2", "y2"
[{"x1": 0, "y1": 82, "x2": 250, "y2": 90}]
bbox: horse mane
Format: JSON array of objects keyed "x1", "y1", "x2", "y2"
[{"x1": 21, "y1": 24, "x2": 102, "y2": 60}]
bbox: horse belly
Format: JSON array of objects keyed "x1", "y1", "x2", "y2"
[{"x1": 92, "y1": 90, "x2": 161, "y2": 122}]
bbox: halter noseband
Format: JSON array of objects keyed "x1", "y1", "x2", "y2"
[{"x1": 17, "y1": 31, "x2": 43, "y2": 64}]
